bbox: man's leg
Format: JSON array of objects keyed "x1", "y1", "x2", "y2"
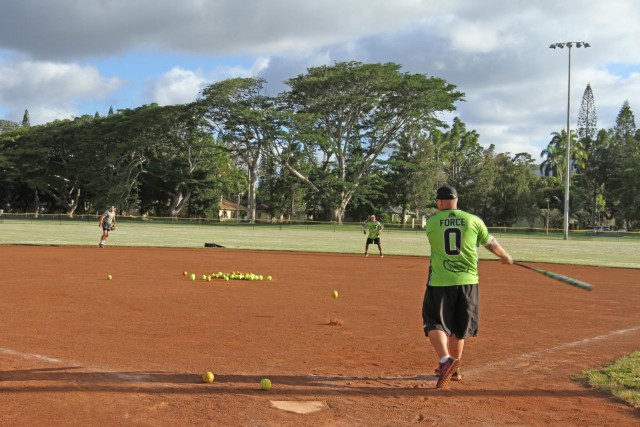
[
  {"x1": 447, "y1": 336, "x2": 464, "y2": 381},
  {"x1": 428, "y1": 329, "x2": 459, "y2": 389},
  {"x1": 427, "y1": 330, "x2": 450, "y2": 359},
  {"x1": 448, "y1": 335, "x2": 464, "y2": 360}
]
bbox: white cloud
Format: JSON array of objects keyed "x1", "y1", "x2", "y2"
[
  {"x1": 0, "y1": 0, "x2": 436, "y2": 59},
  {"x1": 0, "y1": 0, "x2": 638, "y2": 159},
  {"x1": 0, "y1": 59, "x2": 123, "y2": 124},
  {"x1": 148, "y1": 67, "x2": 207, "y2": 106},
  {"x1": 29, "y1": 105, "x2": 78, "y2": 125},
  {"x1": 148, "y1": 58, "x2": 275, "y2": 106},
  {"x1": 211, "y1": 57, "x2": 272, "y2": 81}
]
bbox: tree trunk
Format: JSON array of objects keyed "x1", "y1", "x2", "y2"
[
  {"x1": 290, "y1": 193, "x2": 295, "y2": 222},
  {"x1": 67, "y1": 188, "x2": 81, "y2": 217},
  {"x1": 332, "y1": 207, "x2": 342, "y2": 223},
  {"x1": 247, "y1": 167, "x2": 257, "y2": 223},
  {"x1": 334, "y1": 191, "x2": 354, "y2": 224},
  {"x1": 33, "y1": 190, "x2": 40, "y2": 217},
  {"x1": 168, "y1": 187, "x2": 191, "y2": 216}
]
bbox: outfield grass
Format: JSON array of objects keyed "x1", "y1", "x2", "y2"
[
  {"x1": 577, "y1": 352, "x2": 640, "y2": 408},
  {"x1": 1, "y1": 219, "x2": 639, "y2": 269}
]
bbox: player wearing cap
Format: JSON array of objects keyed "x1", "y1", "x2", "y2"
[
  {"x1": 362, "y1": 214, "x2": 384, "y2": 257},
  {"x1": 423, "y1": 185, "x2": 512, "y2": 388}
]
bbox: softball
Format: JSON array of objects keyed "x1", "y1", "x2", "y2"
[
  {"x1": 260, "y1": 378, "x2": 272, "y2": 390},
  {"x1": 189, "y1": 273, "x2": 196, "y2": 281},
  {"x1": 201, "y1": 371, "x2": 214, "y2": 383},
  {"x1": 331, "y1": 290, "x2": 339, "y2": 299},
  {"x1": 201, "y1": 274, "x2": 207, "y2": 280},
  {"x1": 107, "y1": 274, "x2": 112, "y2": 280},
  {"x1": 266, "y1": 275, "x2": 272, "y2": 281}
]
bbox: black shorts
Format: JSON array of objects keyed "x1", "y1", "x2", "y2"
[
  {"x1": 366, "y1": 237, "x2": 380, "y2": 244},
  {"x1": 422, "y1": 283, "x2": 479, "y2": 339}
]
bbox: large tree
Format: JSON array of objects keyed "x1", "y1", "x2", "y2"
[
  {"x1": 613, "y1": 100, "x2": 636, "y2": 140},
  {"x1": 201, "y1": 77, "x2": 277, "y2": 222},
  {"x1": 132, "y1": 103, "x2": 222, "y2": 216},
  {"x1": 383, "y1": 125, "x2": 438, "y2": 225},
  {"x1": 489, "y1": 152, "x2": 540, "y2": 226},
  {"x1": 0, "y1": 117, "x2": 94, "y2": 215},
  {"x1": 603, "y1": 101, "x2": 638, "y2": 227},
  {"x1": 22, "y1": 109, "x2": 31, "y2": 127},
  {"x1": 577, "y1": 84, "x2": 597, "y2": 142},
  {"x1": 437, "y1": 117, "x2": 483, "y2": 192},
  {"x1": 279, "y1": 61, "x2": 464, "y2": 223},
  {"x1": 576, "y1": 83, "x2": 600, "y2": 226}
]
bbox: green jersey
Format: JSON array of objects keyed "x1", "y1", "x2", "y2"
[
  {"x1": 364, "y1": 220, "x2": 383, "y2": 238},
  {"x1": 425, "y1": 209, "x2": 492, "y2": 286}
]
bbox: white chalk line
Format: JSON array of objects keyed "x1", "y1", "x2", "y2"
[
  {"x1": 2, "y1": 324, "x2": 639, "y2": 384},
  {"x1": 0, "y1": 347, "x2": 151, "y2": 382},
  {"x1": 464, "y1": 324, "x2": 640, "y2": 377},
  {"x1": 0, "y1": 347, "x2": 66, "y2": 364},
  {"x1": 310, "y1": 324, "x2": 640, "y2": 382}
]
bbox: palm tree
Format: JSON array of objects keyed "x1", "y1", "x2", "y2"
[
  {"x1": 540, "y1": 136, "x2": 563, "y2": 179},
  {"x1": 540, "y1": 129, "x2": 586, "y2": 183}
]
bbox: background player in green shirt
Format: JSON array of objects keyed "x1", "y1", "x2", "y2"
[
  {"x1": 362, "y1": 214, "x2": 384, "y2": 257},
  {"x1": 423, "y1": 185, "x2": 512, "y2": 388}
]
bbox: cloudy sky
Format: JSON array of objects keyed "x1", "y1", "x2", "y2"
[{"x1": 0, "y1": 0, "x2": 638, "y2": 159}]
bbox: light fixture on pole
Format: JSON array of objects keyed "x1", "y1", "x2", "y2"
[{"x1": 549, "y1": 41, "x2": 590, "y2": 240}]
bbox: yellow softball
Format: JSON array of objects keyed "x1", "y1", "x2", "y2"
[
  {"x1": 201, "y1": 371, "x2": 214, "y2": 383},
  {"x1": 260, "y1": 378, "x2": 272, "y2": 390}
]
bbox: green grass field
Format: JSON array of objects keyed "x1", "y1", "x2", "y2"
[{"x1": 1, "y1": 219, "x2": 639, "y2": 269}]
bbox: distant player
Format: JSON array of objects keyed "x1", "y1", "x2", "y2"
[
  {"x1": 98, "y1": 206, "x2": 117, "y2": 248},
  {"x1": 363, "y1": 214, "x2": 384, "y2": 257}
]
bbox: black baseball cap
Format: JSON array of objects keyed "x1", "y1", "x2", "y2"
[{"x1": 436, "y1": 185, "x2": 458, "y2": 200}]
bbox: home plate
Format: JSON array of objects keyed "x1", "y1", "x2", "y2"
[{"x1": 270, "y1": 400, "x2": 328, "y2": 414}]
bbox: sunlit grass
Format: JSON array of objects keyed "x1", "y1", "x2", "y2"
[
  {"x1": 0, "y1": 219, "x2": 639, "y2": 269},
  {"x1": 576, "y1": 352, "x2": 640, "y2": 408}
]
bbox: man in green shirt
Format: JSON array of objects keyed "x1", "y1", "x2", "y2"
[
  {"x1": 423, "y1": 185, "x2": 512, "y2": 388},
  {"x1": 363, "y1": 215, "x2": 384, "y2": 257}
]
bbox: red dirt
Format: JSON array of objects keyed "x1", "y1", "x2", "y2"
[{"x1": 1, "y1": 246, "x2": 639, "y2": 426}]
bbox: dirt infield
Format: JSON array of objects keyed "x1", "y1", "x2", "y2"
[{"x1": 1, "y1": 246, "x2": 639, "y2": 426}]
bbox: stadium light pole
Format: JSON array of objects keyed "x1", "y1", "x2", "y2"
[
  {"x1": 549, "y1": 41, "x2": 590, "y2": 240},
  {"x1": 546, "y1": 198, "x2": 550, "y2": 235}
]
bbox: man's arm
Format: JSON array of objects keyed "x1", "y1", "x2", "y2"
[{"x1": 483, "y1": 237, "x2": 513, "y2": 264}]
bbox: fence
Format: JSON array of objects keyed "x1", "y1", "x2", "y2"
[{"x1": 0, "y1": 211, "x2": 636, "y2": 241}]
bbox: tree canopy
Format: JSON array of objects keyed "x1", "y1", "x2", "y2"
[{"x1": 1, "y1": 65, "x2": 638, "y2": 231}]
